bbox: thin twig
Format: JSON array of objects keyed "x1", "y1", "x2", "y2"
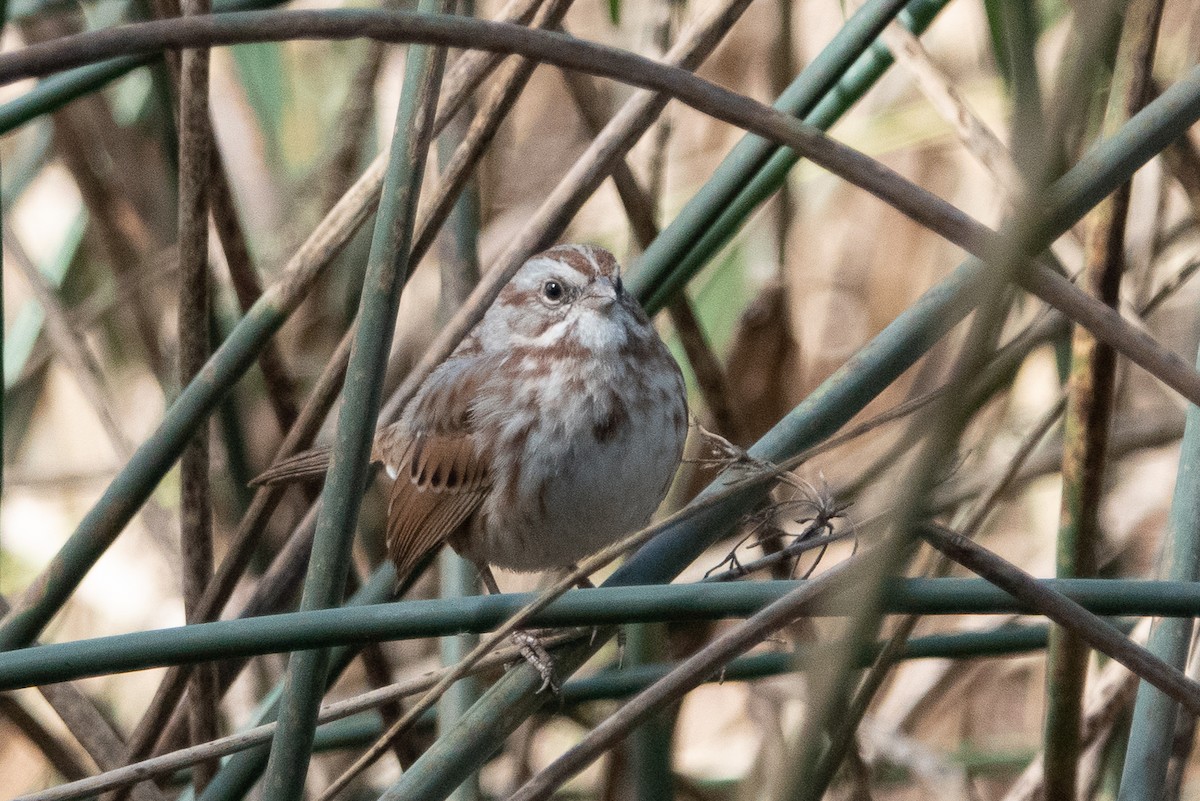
[
  {"x1": 883, "y1": 22, "x2": 1023, "y2": 199},
  {"x1": 148, "y1": 0, "x2": 300, "y2": 435}
]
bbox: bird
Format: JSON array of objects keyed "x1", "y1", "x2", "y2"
[{"x1": 255, "y1": 243, "x2": 688, "y2": 684}]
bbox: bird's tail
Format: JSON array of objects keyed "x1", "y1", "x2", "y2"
[{"x1": 250, "y1": 447, "x2": 333, "y2": 486}]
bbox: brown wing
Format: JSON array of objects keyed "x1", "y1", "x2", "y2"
[
  {"x1": 383, "y1": 353, "x2": 493, "y2": 581},
  {"x1": 385, "y1": 432, "x2": 490, "y2": 580}
]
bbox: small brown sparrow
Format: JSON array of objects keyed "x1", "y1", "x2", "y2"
[{"x1": 257, "y1": 244, "x2": 688, "y2": 596}]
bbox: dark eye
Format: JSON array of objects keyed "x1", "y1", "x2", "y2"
[
  {"x1": 542, "y1": 280, "x2": 565, "y2": 303},
  {"x1": 614, "y1": 276, "x2": 624, "y2": 295}
]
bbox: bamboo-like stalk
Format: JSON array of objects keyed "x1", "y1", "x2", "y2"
[
  {"x1": 1119, "y1": 40, "x2": 1200, "y2": 801},
  {"x1": 986, "y1": 1, "x2": 1046, "y2": 182},
  {"x1": 176, "y1": 0, "x2": 218, "y2": 786},
  {"x1": 13, "y1": 576, "x2": 1200, "y2": 692},
  {"x1": 259, "y1": 4, "x2": 448, "y2": 794},
  {"x1": 1046, "y1": 6, "x2": 1162, "y2": 795},
  {"x1": 434, "y1": 4, "x2": 483, "y2": 792}
]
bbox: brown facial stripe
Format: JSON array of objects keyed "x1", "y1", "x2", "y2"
[
  {"x1": 509, "y1": 332, "x2": 593, "y2": 362},
  {"x1": 591, "y1": 247, "x2": 619, "y2": 277},
  {"x1": 496, "y1": 282, "x2": 525, "y2": 308},
  {"x1": 538, "y1": 244, "x2": 620, "y2": 281}
]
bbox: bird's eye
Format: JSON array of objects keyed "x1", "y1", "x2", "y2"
[
  {"x1": 542, "y1": 280, "x2": 565, "y2": 303},
  {"x1": 614, "y1": 276, "x2": 624, "y2": 295}
]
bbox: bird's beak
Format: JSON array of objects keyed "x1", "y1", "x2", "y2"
[{"x1": 587, "y1": 277, "x2": 620, "y2": 310}]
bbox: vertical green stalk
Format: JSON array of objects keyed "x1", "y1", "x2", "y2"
[
  {"x1": 438, "y1": 553, "x2": 482, "y2": 801},
  {"x1": 434, "y1": 27, "x2": 483, "y2": 794},
  {"x1": 627, "y1": 622, "x2": 675, "y2": 801},
  {"x1": 988, "y1": 0, "x2": 1046, "y2": 181},
  {"x1": 259, "y1": 7, "x2": 448, "y2": 797},
  {"x1": 1116, "y1": 23, "x2": 1199, "y2": 801},
  {"x1": 1046, "y1": 3, "x2": 1158, "y2": 795}
]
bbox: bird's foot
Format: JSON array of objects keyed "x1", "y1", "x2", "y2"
[{"x1": 512, "y1": 629, "x2": 559, "y2": 694}]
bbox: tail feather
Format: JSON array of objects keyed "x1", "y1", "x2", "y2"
[{"x1": 250, "y1": 447, "x2": 333, "y2": 487}]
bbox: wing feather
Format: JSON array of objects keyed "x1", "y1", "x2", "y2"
[
  {"x1": 384, "y1": 353, "x2": 495, "y2": 581},
  {"x1": 385, "y1": 434, "x2": 489, "y2": 580}
]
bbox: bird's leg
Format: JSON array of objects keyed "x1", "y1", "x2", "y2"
[
  {"x1": 564, "y1": 565, "x2": 624, "y2": 665},
  {"x1": 475, "y1": 562, "x2": 559, "y2": 694}
]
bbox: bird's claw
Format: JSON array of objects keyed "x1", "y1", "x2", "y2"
[{"x1": 512, "y1": 629, "x2": 559, "y2": 694}]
